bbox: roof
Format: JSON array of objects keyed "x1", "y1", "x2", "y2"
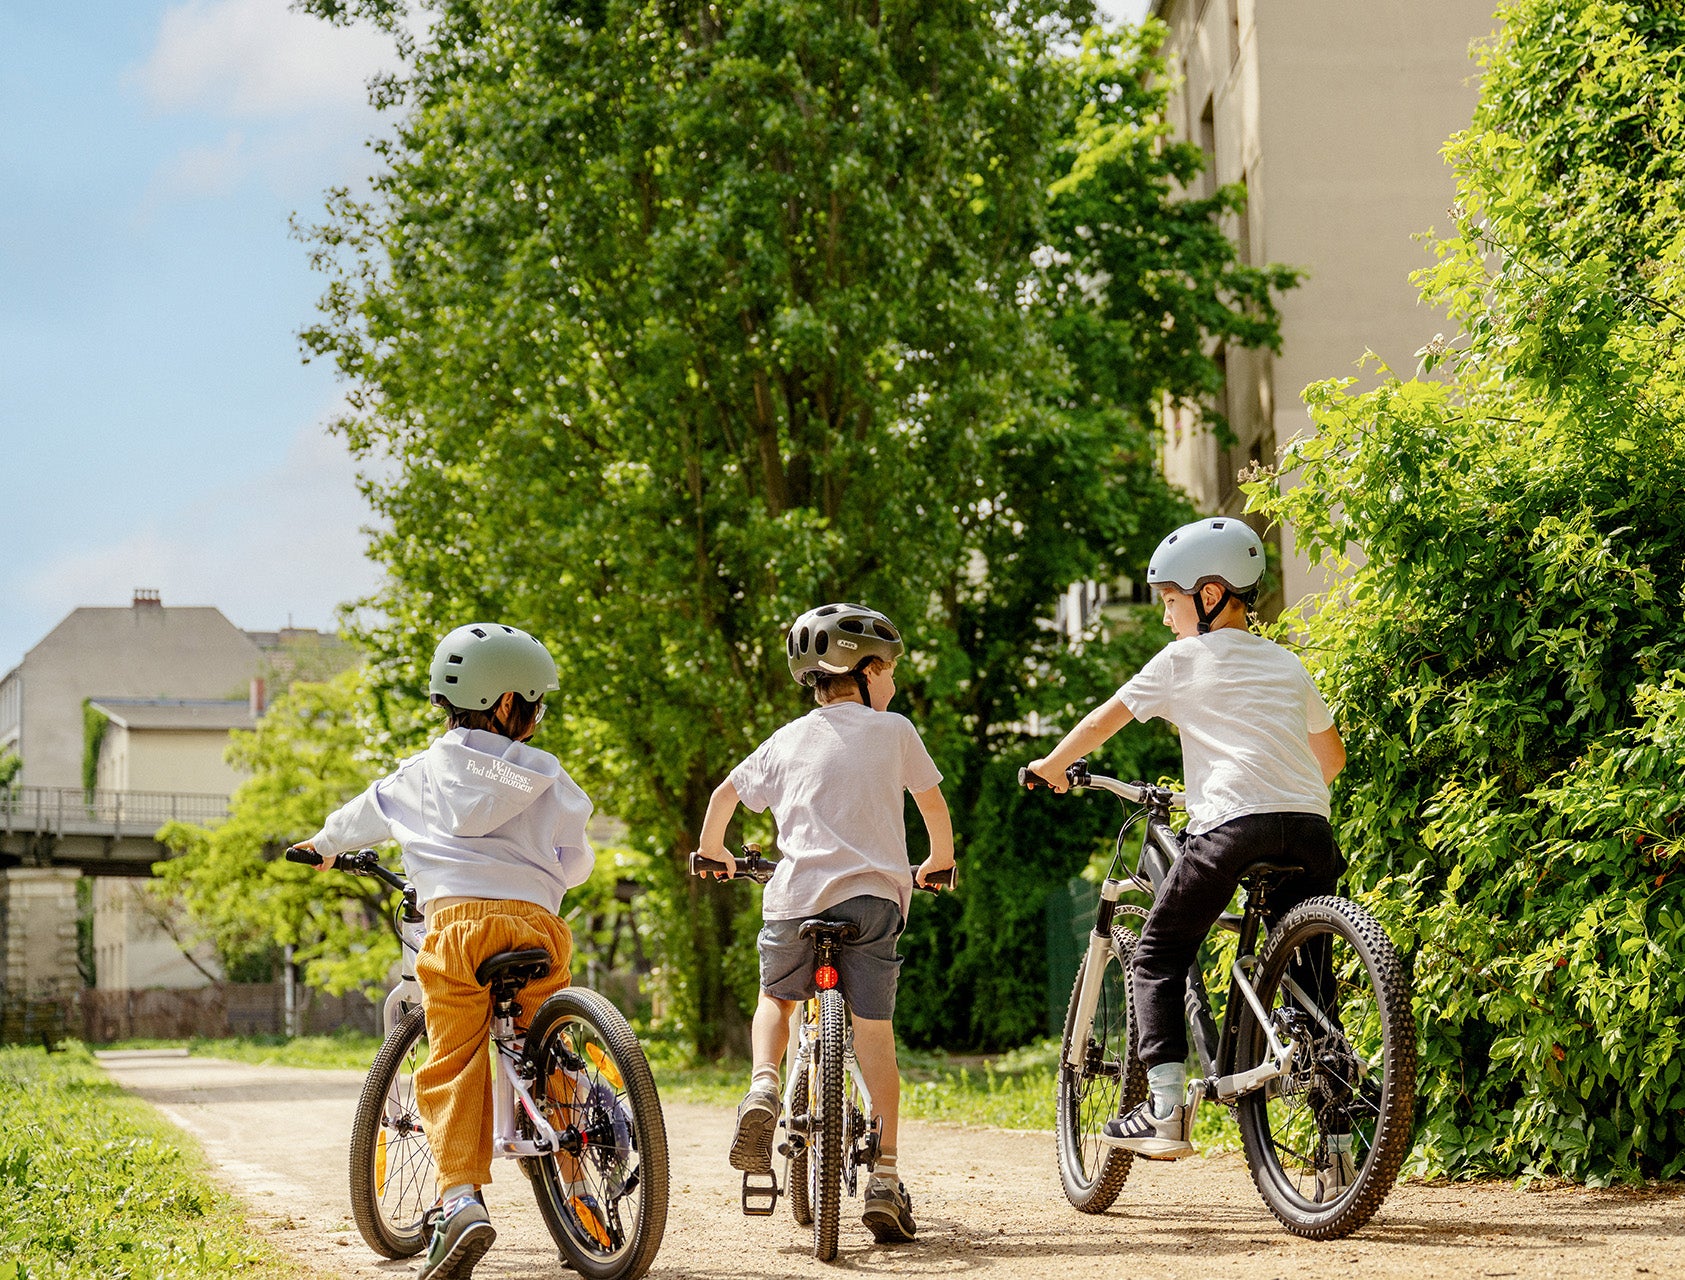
[{"x1": 87, "y1": 698, "x2": 257, "y2": 732}]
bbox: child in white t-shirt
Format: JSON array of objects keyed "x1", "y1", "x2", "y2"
[
  {"x1": 1027, "y1": 518, "x2": 1348, "y2": 1174},
  {"x1": 697, "y1": 603, "x2": 954, "y2": 1244}
]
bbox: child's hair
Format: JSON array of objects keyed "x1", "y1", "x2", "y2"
[
  {"x1": 813, "y1": 655, "x2": 893, "y2": 706},
  {"x1": 439, "y1": 692, "x2": 543, "y2": 739}
]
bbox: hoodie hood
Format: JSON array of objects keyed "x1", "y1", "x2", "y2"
[{"x1": 423, "y1": 727, "x2": 560, "y2": 838}]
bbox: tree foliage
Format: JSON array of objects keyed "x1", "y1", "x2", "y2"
[
  {"x1": 1250, "y1": 0, "x2": 1685, "y2": 1183},
  {"x1": 296, "y1": 0, "x2": 1294, "y2": 1049}
]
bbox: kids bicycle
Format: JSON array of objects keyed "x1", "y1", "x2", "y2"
[
  {"x1": 285, "y1": 846, "x2": 669, "y2": 1280},
  {"x1": 1023, "y1": 761, "x2": 1415, "y2": 1240},
  {"x1": 689, "y1": 848, "x2": 953, "y2": 1262}
]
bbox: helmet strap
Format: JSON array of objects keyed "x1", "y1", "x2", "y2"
[
  {"x1": 1194, "y1": 585, "x2": 1235, "y2": 635},
  {"x1": 852, "y1": 670, "x2": 873, "y2": 709}
]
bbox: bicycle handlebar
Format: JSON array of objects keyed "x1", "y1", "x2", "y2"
[
  {"x1": 285, "y1": 845, "x2": 409, "y2": 894},
  {"x1": 1018, "y1": 760, "x2": 1185, "y2": 810},
  {"x1": 688, "y1": 848, "x2": 956, "y2": 892}
]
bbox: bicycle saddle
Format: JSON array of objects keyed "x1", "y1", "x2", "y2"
[
  {"x1": 797, "y1": 918, "x2": 861, "y2": 943},
  {"x1": 1238, "y1": 858, "x2": 1302, "y2": 884},
  {"x1": 475, "y1": 947, "x2": 552, "y2": 988}
]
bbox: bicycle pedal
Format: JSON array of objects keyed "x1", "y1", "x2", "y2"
[{"x1": 741, "y1": 1170, "x2": 781, "y2": 1217}]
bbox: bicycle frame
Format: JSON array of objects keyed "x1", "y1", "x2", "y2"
[
  {"x1": 1070, "y1": 774, "x2": 1295, "y2": 1112},
  {"x1": 781, "y1": 970, "x2": 876, "y2": 1181}
]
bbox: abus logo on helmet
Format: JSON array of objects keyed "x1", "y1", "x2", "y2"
[{"x1": 837, "y1": 638, "x2": 858, "y2": 650}]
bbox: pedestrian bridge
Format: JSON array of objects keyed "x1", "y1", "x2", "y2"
[{"x1": 0, "y1": 785, "x2": 229, "y2": 874}]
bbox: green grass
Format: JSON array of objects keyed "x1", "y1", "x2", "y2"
[
  {"x1": 104, "y1": 1030, "x2": 381, "y2": 1071},
  {"x1": 0, "y1": 1043, "x2": 311, "y2": 1280}
]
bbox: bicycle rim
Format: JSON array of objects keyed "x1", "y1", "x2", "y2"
[
  {"x1": 813, "y1": 990, "x2": 845, "y2": 1261},
  {"x1": 348, "y1": 1005, "x2": 434, "y2": 1258},
  {"x1": 523, "y1": 988, "x2": 670, "y2": 1280},
  {"x1": 1235, "y1": 896, "x2": 1416, "y2": 1240},
  {"x1": 1055, "y1": 926, "x2": 1145, "y2": 1212}
]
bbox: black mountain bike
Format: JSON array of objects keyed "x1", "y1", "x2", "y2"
[{"x1": 1026, "y1": 762, "x2": 1415, "y2": 1239}]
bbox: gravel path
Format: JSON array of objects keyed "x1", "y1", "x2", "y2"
[{"x1": 98, "y1": 1050, "x2": 1681, "y2": 1280}]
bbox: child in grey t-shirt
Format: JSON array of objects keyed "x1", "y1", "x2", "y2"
[{"x1": 697, "y1": 603, "x2": 954, "y2": 1244}]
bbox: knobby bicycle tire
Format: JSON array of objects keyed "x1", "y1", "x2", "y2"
[
  {"x1": 788, "y1": 1041, "x2": 814, "y2": 1227},
  {"x1": 1055, "y1": 925, "x2": 1147, "y2": 1213},
  {"x1": 348, "y1": 1004, "x2": 434, "y2": 1258},
  {"x1": 523, "y1": 987, "x2": 670, "y2": 1280},
  {"x1": 812, "y1": 989, "x2": 846, "y2": 1261},
  {"x1": 1235, "y1": 896, "x2": 1416, "y2": 1240}
]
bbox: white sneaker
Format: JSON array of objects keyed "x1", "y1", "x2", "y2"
[
  {"x1": 1315, "y1": 1147, "x2": 1358, "y2": 1202},
  {"x1": 1099, "y1": 1100, "x2": 1195, "y2": 1160}
]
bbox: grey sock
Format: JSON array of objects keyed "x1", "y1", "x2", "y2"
[{"x1": 1146, "y1": 1062, "x2": 1186, "y2": 1119}]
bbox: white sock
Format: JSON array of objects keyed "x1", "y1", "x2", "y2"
[
  {"x1": 1328, "y1": 1132, "x2": 1354, "y2": 1154},
  {"x1": 1147, "y1": 1062, "x2": 1186, "y2": 1119},
  {"x1": 441, "y1": 1183, "x2": 476, "y2": 1210},
  {"x1": 872, "y1": 1153, "x2": 898, "y2": 1186},
  {"x1": 751, "y1": 1064, "x2": 780, "y2": 1090}
]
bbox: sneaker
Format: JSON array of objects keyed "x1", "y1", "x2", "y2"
[
  {"x1": 1100, "y1": 1099, "x2": 1195, "y2": 1160},
  {"x1": 1315, "y1": 1147, "x2": 1358, "y2": 1203},
  {"x1": 728, "y1": 1080, "x2": 781, "y2": 1174},
  {"x1": 418, "y1": 1193, "x2": 496, "y2": 1280},
  {"x1": 861, "y1": 1176, "x2": 916, "y2": 1243}
]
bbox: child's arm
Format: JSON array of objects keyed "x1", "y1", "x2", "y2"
[
  {"x1": 1027, "y1": 696, "x2": 1135, "y2": 793},
  {"x1": 697, "y1": 778, "x2": 742, "y2": 877},
  {"x1": 1310, "y1": 725, "x2": 1346, "y2": 784},
  {"x1": 911, "y1": 784, "x2": 955, "y2": 887}
]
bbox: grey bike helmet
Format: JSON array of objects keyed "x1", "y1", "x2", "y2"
[
  {"x1": 428, "y1": 623, "x2": 559, "y2": 710},
  {"x1": 1147, "y1": 518, "x2": 1266, "y2": 633},
  {"x1": 786, "y1": 603, "x2": 904, "y2": 688}
]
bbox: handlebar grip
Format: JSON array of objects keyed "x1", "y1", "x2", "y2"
[
  {"x1": 1018, "y1": 766, "x2": 1056, "y2": 791},
  {"x1": 689, "y1": 852, "x2": 730, "y2": 877},
  {"x1": 916, "y1": 866, "x2": 956, "y2": 891},
  {"x1": 284, "y1": 845, "x2": 323, "y2": 867}
]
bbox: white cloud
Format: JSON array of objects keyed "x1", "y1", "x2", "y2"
[
  {"x1": 148, "y1": 129, "x2": 247, "y2": 201},
  {"x1": 130, "y1": 0, "x2": 399, "y2": 119},
  {"x1": 19, "y1": 406, "x2": 389, "y2": 641}
]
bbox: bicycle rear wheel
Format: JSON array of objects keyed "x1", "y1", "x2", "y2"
[
  {"x1": 348, "y1": 1005, "x2": 435, "y2": 1258},
  {"x1": 1235, "y1": 896, "x2": 1416, "y2": 1239},
  {"x1": 811, "y1": 989, "x2": 846, "y2": 1261},
  {"x1": 1055, "y1": 925, "x2": 1146, "y2": 1212},
  {"x1": 523, "y1": 988, "x2": 670, "y2": 1280}
]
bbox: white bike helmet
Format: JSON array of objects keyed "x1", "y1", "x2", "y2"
[
  {"x1": 1147, "y1": 518, "x2": 1266, "y2": 633},
  {"x1": 428, "y1": 623, "x2": 559, "y2": 710},
  {"x1": 786, "y1": 603, "x2": 904, "y2": 688}
]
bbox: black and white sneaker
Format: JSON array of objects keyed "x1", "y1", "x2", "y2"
[
  {"x1": 728, "y1": 1080, "x2": 781, "y2": 1174},
  {"x1": 1100, "y1": 1100, "x2": 1195, "y2": 1160},
  {"x1": 862, "y1": 1177, "x2": 917, "y2": 1243}
]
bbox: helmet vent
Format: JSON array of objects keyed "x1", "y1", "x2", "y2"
[
  {"x1": 840, "y1": 618, "x2": 866, "y2": 634},
  {"x1": 1211, "y1": 520, "x2": 1226, "y2": 529},
  {"x1": 448, "y1": 655, "x2": 463, "y2": 664},
  {"x1": 1249, "y1": 546, "x2": 1259, "y2": 557},
  {"x1": 799, "y1": 626, "x2": 810, "y2": 653},
  {"x1": 445, "y1": 674, "x2": 458, "y2": 685},
  {"x1": 873, "y1": 623, "x2": 899, "y2": 641},
  {"x1": 816, "y1": 631, "x2": 829, "y2": 655},
  {"x1": 816, "y1": 605, "x2": 840, "y2": 616},
  {"x1": 470, "y1": 627, "x2": 487, "y2": 639}
]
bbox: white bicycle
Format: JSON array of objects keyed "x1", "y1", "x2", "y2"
[{"x1": 286, "y1": 846, "x2": 670, "y2": 1279}]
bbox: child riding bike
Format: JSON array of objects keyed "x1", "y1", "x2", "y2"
[
  {"x1": 1026, "y1": 518, "x2": 1350, "y2": 1184},
  {"x1": 294, "y1": 622, "x2": 596, "y2": 1280},
  {"x1": 697, "y1": 602, "x2": 955, "y2": 1244}
]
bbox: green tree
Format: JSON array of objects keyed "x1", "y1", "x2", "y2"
[
  {"x1": 1249, "y1": 0, "x2": 1685, "y2": 1182},
  {"x1": 297, "y1": 1, "x2": 1294, "y2": 1049}
]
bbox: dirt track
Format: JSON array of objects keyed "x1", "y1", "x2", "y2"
[{"x1": 98, "y1": 1050, "x2": 1681, "y2": 1280}]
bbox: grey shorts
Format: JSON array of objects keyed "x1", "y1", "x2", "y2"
[{"x1": 758, "y1": 895, "x2": 905, "y2": 1022}]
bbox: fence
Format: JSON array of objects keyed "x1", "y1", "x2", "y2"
[
  {"x1": 0, "y1": 785, "x2": 229, "y2": 838},
  {"x1": 0, "y1": 984, "x2": 379, "y2": 1046}
]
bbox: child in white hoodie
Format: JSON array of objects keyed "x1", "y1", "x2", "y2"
[{"x1": 297, "y1": 623, "x2": 593, "y2": 1280}]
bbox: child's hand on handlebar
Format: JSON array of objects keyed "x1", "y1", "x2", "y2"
[
  {"x1": 914, "y1": 857, "x2": 954, "y2": 889},
  {"x1": 697, "y1": 843, "x2": 734, "y2": 879},
  {"x1": 1022, "y1": 757, "x2": 1070, "y2": 793},
  {"x1": 289, "y1": 841, "x2": 335, "y2": 870}
]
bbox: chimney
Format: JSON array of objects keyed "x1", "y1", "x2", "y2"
[
  {"x1": 249, "y1": 677, "x2": 267, "y2": 718},
  {"x1": 133, "y1": 589, "x2": 161, "y2": 608}
]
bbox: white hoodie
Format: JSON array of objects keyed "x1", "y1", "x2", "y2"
[{"x1": 308, "y1": 727, "x2": 594, "y2": 912}]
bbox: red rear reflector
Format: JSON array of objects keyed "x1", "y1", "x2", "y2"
[{"x1": 815, "y1": 964, "x2": 839, "y2": 991}]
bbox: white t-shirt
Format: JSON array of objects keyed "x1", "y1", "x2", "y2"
[
  {"x1": 1117, "y1": 629, "x2": 1334, "y2": 835},
  {"x1": 729, "y1": 702, "x2": 944, "y2": 921}
]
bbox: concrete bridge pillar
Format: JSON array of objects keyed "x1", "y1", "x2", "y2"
[{"x1": 2, "y1": 867, "x2": 82, "y2": 997}]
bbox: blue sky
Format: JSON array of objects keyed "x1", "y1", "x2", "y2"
[{"x1": 1, "y1": 0, "x2": 1147, "y2": 675}]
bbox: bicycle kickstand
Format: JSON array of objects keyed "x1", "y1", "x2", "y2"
[{"x1": 741, "y1": 1169, "x2": 781, "y2": 1217}]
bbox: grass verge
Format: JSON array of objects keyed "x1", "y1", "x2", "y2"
[{"x1": 0, "y1": 1043, "x2": 311, "y2": 1280}]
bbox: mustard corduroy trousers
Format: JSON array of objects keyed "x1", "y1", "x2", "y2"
[{"x1": 415, "y1": 898, "x2": 574, "y2": 1190}]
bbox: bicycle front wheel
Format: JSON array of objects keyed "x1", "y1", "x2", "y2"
[
  {"x1": 523, "y1": 987, "x2": 670, "y2": 1280},
  {"x1": 348, "y1": 1005, "x2": 435, "y2": 1258},
  {"x1": 1235, "y1": 896, "x2": 1416, "y2": 1240},
  {"x1": 1055, "y1": 925, "x2": 1146, "y2": 1213},
  {"x1": 811, "y1": 989, "x2": 846, "y2": 1261}
]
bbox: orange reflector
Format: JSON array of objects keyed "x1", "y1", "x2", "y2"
[
  {"x1": 585, "y1": 1042, "x2": 625, "y2": 1090},
  {"x1": 815, "y1": 964, "x2": 839, "y2": 990},
  {"x1": 375, "y1": 1129, "x2": 388, "y2": 1192}
]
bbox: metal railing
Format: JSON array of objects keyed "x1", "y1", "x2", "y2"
[{"x1": 0, "y1": 786, "x2": 230, "y2": 838}]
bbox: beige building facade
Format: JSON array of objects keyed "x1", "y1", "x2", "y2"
[
  {"x1": 88, "y1": 698, "x2": 256, "y2": 795},
  {"x1": 1149, "y1": 0, "x2": 1496, "y2": 609}
]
